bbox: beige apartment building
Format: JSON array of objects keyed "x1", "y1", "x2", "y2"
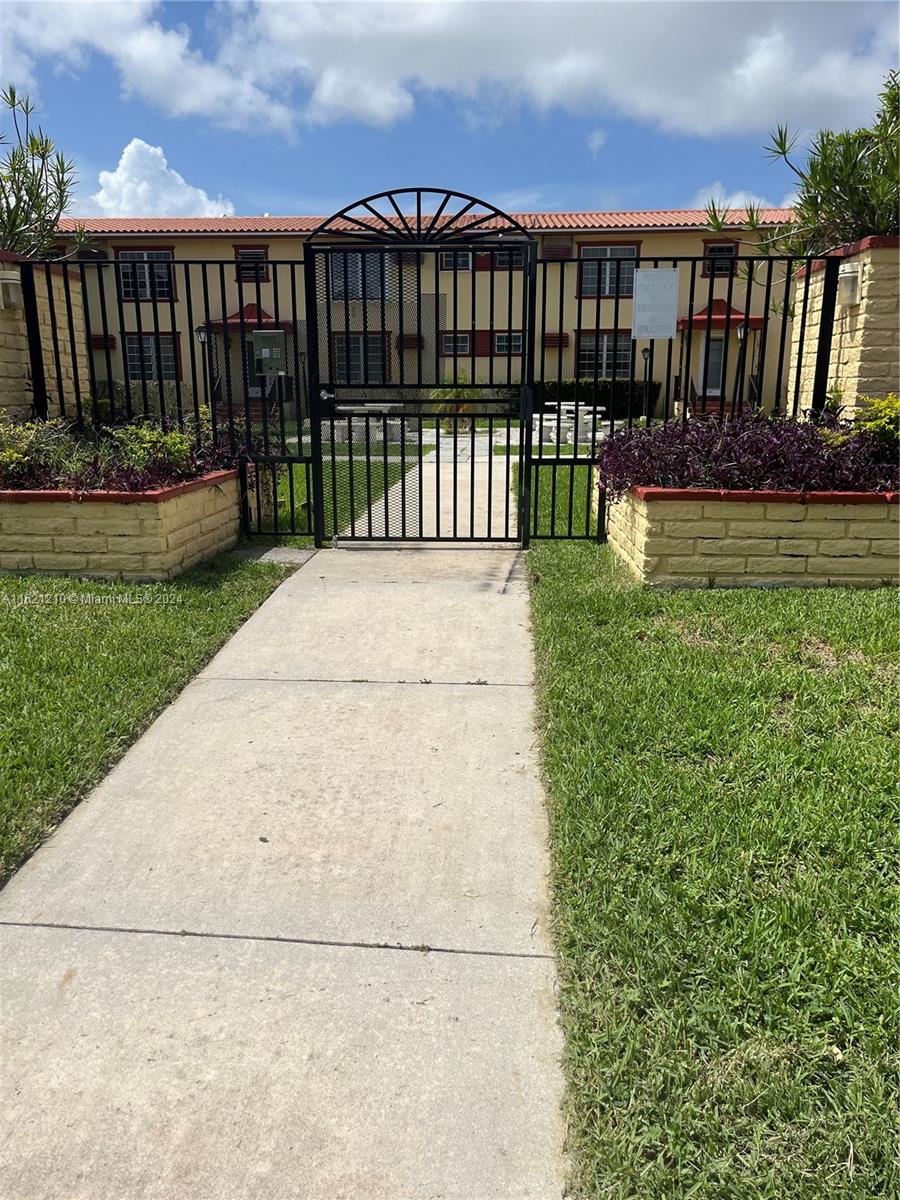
[{"x1": 56, "y1": 206, "x2": 795, "y2": 419}]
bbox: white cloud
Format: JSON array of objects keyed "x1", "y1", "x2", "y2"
[
  {"x1": 689, "y1": 180, "x2": 775, "y2": 210},
  {"x1": 687, "y1": 181, "x2": 800, "y2": 212},
  {"x1": 78, "y1": 139, "x2": 235, "y2": 217},
  {"x1": 587, "y1": 129, "x2": 606, "y2": 155},
  {"x1": 2, "y1": 1, "x2": 896, "y2": 138},
  {"x1": 1, "y1": 1, "x2": 291, "y2": 132}
]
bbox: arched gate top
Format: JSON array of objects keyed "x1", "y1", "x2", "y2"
[{"x1": 305, "y1": 187, "x2": 536, "y2": 245}]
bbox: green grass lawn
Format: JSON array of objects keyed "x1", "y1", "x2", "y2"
[
  {"x1": 494, "y1": 443, "x2": 593, "y2": 456},
  {"x1": 528, "y1": 540, "x2": 899, "y2": 1198},
  {"x1": 252, "y1": 458, "x2": 409, "y2": 540},
  {"x1": 0, "y1": 558, "x2": 293, "y2": 883}
]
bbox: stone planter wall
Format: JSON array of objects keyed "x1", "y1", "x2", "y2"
[
  {"x1": 0, "y1": 469, "x2": 239, "y2": 581},
  {"x1": 788, "y1": 236, "x2": 900, "y2": 415},
  {"x1": 606, "y1": 485, "x2": 898, "y2": 588}
]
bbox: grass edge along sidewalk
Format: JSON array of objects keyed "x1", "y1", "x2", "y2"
[
  {"x1": 0, "y1": 557, "x2": 294, "y2": 884},
  {"x1": 527, "y1": 537, "x2": 898, "y2": 1199}
]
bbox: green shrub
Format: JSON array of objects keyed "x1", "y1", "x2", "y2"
[
  {"x1": 853, "y1": 393, "x2": 900, "y2": 460},
  {"x1": 0, "y1": 417, "x2": 226, "y2": 492}
]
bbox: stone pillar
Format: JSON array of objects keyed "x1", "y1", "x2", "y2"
[{"x1": 789, "y1": 236, "x2": 900, "y2": 415}]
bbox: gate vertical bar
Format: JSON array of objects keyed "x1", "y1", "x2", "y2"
[
  {"x1": 810, "y1": 255, "x2": 839, "y2": 416},
  {"x1": 304, "y1": 245, "x2": 328, "y2": 546},
  {"x1": 520, "y1": 240, "x2": 538, "y2": 549},
  {"x1": 20, "y1": 263, "x2": 48, "y2": 419}
]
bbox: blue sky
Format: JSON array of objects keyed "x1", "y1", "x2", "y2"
[{"x1": 3, "y1": 1, "x2": 897, "y2": 219}]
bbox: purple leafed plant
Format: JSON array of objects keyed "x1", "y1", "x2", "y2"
[{"x1": 595, "y1": 416, "x2": 899, "y2": 499}]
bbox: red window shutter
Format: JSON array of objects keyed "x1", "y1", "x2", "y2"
[
  {"x1": 542, "y1": 240, "x2": 573, "y2": 261},
  {"x1": 90, "y1": 334, "x2": 117, "y2": 350},
  {"x1": 473, "y1": 331, "x2": 492, "y2": 356},
  {"x1": 473, "y1": 252, "x2": 492, "y2": 272},
  {"x1": 542, "y1": 332, "x2": 569, "y2": 349},
  {"x1": 396, "y1": 333, "x2": 423, "y2": 350}
]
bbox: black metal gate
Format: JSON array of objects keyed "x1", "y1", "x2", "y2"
[{"x1": 303, "y1": 188, "x2": 540, "y2": 546}]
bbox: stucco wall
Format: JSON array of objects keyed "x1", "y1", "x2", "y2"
[
  {"x1": 0, "y1": 470, "x2": 239, "y2": 580},
  {"x1": 788, "y1": 238, "x2": 900, "y2": 415},
  {"x1": 606, "y1": 486, "x2": 898, "y2": 588}
]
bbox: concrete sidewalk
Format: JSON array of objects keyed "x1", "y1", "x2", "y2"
[{"x1": 0, "y1": 547, "x2": 566, "y2": 1199}]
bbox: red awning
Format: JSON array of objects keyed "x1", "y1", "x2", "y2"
[
  {"x1": 677, "y1": 298, "x2": 763, "y2": 331},
  {"x1": 208, "y1": 303, "x2": 290, "y2": 331}
]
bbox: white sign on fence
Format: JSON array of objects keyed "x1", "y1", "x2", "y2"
[{"x1": 632, "y1": 269, "x2": 679, "y2": 341}]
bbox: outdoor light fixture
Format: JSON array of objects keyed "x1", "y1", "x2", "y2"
[
  {"x1": 0, "y1": 268, "x2": 23, "y2": 310},
  {"x1": 641, "y1": 346, "x2": 651, "y2": 363},
  {"x1": 736, "y1": 321, "x2": 746, "y2": 342},
  {"x1": 838, "y1": 262, "x2": 861, "y2": 306},
  {"x1": 194, "y1": 324, "x2": 209, "y2": 345}
]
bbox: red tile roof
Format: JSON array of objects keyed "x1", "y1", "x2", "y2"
[
  {"x1": 208, "y1": 303, "x2": 289, "y2": 329},
  {"x1": 58, "y1": 208, "x2": 794, "y2": 237},
  {"x1": 677, "y1": 298, "x2": 764, "y2": 330}
]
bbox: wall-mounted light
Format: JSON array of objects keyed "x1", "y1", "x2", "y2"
[
  {"x1": 837, "y1": 262, "x2": 861, "y2": 307},
  {"x1": 641, "y1": 346, "x2": 651, "y2": 363},
  {"x1": 736, "y1": 321, "x2": 746, "y2": 343},
  {"x1": 0, "y1": 268, "x2": 23, "y2": 310},
  {"x1": 194, "y1": 324, "x2": 209, "y2": 345}
]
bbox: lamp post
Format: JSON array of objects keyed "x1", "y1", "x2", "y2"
[
  {"x1": 194, "y1": 325, "x2": 213, "y2": 423},
  {"x1": 641, "y1": 345, "x2": 651, "y2": 427},
  {"x1": 734, "y1": 321, "x2": 747, "y2": 414}
]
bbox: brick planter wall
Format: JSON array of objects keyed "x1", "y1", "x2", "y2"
[
  {"x1": 606, "y1": 486, "x2": 898, "y2": 588},
  {"x1": 0, "y1": 470, "x2": 239, "y2": 581}
]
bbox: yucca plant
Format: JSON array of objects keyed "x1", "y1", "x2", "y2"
[{"x1": 0, "y1": 85, "x2": 88, "y2": 258}]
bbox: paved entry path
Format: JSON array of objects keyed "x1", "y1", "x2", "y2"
[{"x1": 0, "y1": 547, "x2": 566, "y2": 1199}]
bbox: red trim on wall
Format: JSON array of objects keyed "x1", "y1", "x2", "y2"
[
  {"x1": 233, "y1": 244, "x2": 270, "y2": 283},
  {"x1": 797, "y1": 235, "x2": 900, "y2": 276},
  {"x1": 112, "y1": 245, "x2": 178, "y2": 302},
  {"x1": 0, "y1": 469, "x2": 239, "y2": 505},
  {"x1": 629, "y1": 486, "x2": 898, "y2": 504},
  {"x1": 439, "y1": 330, "x2": 525, "y2": 356}
]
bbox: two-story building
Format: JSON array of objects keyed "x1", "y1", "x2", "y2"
[{"x1": 56, "y1": 206, "x2": 794, "y2": 423}]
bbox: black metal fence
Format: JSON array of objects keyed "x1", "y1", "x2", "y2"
[{"x1": 20, "y1": 247, "x2": 839, "y2": 545}]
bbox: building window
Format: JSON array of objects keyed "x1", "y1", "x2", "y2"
[
  {"x1": 494, "y1": 248, "x2": 525, "y2": 269},
  {"x1": 494, "y1": 332, "x2": 523, "y2": 355},
  {"x1": 117, "y1": 250, "x2": 174, "y2": 301},
  {"x1": 577, "y1": 332, "x2": 632, "y2": 377},
  {"x1": 578, "y1": 245, "x2": 638, "y2": 298},
  {"x1": 333, "y1": 333, "x2": 387, "y2": 384},
  {"x1": 439, "y1": 251, "x2": 472, "y2": 271},
  {"x1": 442, "y1": 333, "x2": 470, "y2": 355},
  {"x1": 124, "y1": 334, "x2": 178, "y2": 382},
  {"x1": 329, "y1": 252, "x2": 387, "y2": 300},
  {"x1": 235, "y1": 247, "x2": 269, "y2": 283},
  {"x1": 704, "y1": 242, "x2": 738, "y2": 277}
]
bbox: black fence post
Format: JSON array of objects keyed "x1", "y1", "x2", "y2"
[
  {"x1": 810, "y1": 256, "x2": 840, "y2": 416},
  {"x1": 303, "y1": 247, "x2": 327, "y2": 547},
  {"x1": 20, "y1": 262, "x2": 48, "y2": 420},
  {"x1": 519, "y1": 242, "x2": 538, "y2": 549}
]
